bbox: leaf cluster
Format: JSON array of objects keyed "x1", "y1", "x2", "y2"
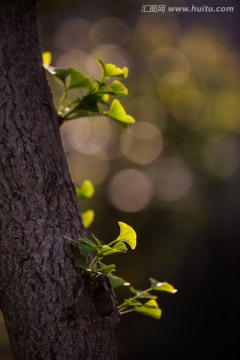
[
  {"x1": 117, "y1": 277, "x2": 177, "y2": 320},
  {"x1": 44, "y1": 52, "x2": 179, "y2": 321},
  {"x1": 43, "y1": 54, "x2": 135, "y2": 127},
  {"x1": 62, "y1": 222, "x2": 137, "y2": 278},
  {"x1": 61, "y1": 222, "x2": 177, "y2": 320}
]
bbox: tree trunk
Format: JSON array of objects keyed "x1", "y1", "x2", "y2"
[{"x1": 0, "y1": 1, "x2": 119, "y2": 359}]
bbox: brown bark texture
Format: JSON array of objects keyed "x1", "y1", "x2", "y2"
[{"x1": 0, "y1": 1, "x2": 119, "y2": 359}]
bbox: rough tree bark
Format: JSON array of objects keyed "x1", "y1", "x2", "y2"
[{"x1": 0, "y1": 0, "x2": 119, "y2": 359}]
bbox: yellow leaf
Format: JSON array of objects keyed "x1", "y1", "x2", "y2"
[
  {"x1": 42, "y1": 52, "x2": 52, "y2": 66},
  {"x1": 82, "y1": 210, "x2": 95, "y2": 229}
]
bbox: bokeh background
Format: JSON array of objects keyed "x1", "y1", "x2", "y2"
[{"x1": 1, "y1": 0, "x2": 240, "y2": 359}]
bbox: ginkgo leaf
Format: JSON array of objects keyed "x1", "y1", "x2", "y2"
[
  {"x1": 82, "y1": 210, "x2": 95, "y2": 229},
  {"x1": 115, "y1": 222, "x2": 137, "y2": 250},
  {"x1": 134, "y1": 300, "x2": 162, "y2": 320},
  {"x1": 107, "y1": 99, "x2": 135, "y2": 125},
  {"x1": 100, "y1": 241, "x2": 127, "y2": 256},
  {"x1": 150, "y1": 278, "x2": 177, "y2": 294},
  {"x1": 76, "y1": 180, "x2": 95, "y2": 200},
  {"x1": 68, "y1": 68, "x2": 98, "y2": 93},
  {"x1": 98, "y1": 264, "x2": 116, "y2": 275},
  {"x1": 97, "y1": 58, "x2": 128, "y2": 79},
  {"x1": 98, "y1": 81, "x2": 128, "y2": 96},
  {"x1": 109, "y1": 275, "x2": 130, "y2": 289},
  {"x1": 42, "y1": 51, "x2": 52, "y2": 66}
]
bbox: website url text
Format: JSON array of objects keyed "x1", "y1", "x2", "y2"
[{"x1": 141, "y1": 4, "x2": 234, "y2": 13}]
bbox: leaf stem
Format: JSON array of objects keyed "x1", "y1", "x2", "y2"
[
  {"x1": 117, "y1": 287, "x2": 153, "y2": 312},
  {"x1": 62, "y1": 111, "x2": 106, "y2": 121},
  {"x1": 107, "y1": 239, "x2": 119, "y2": 247},
  {"x1": 126, "y1": 288, "x2": 152, "y2": 302},
  {"x1": 119, "y1": 309, "x2": 134, "y2": 315},
  {"x1": 58, "y1": 86, "x2": 68, "y2": 111}
]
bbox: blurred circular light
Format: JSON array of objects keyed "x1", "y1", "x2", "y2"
[
  {"x1": 60, "y1": 118, "x2": 91, "y2": 152},
  {"x1": 161, "y1": 72, "x2": 189, "y2": 85},
  {"x1": 202, "y1": 135, "x2": 240, "y2": 178},
  {"x1": 148, "y1": 47, "x2": 190, "y2": 84},
  {"x1": 103, "y1": 121, "x2": 125, "y2": 160},
  {"x1": 61, "y1": 116, "x2": 113, "y2": 155},
  {"x1": 77, "y1": 117, "x2": 112, "y2": 155},
  {"x1": 153, "y1": 158, "x2": 192, "y2": 202},
  {"x1": 54, "y1": 18, "x2": 91, "y2": 51},
  {"x1": 211, "y1": 92, "x2": 240, "y2": 132},
  {"x1": 89, "y1": 17, "x2": 130, "y2": 49},
  {"x1": 171, "y1": 89, "x2": 211, "y2": 130},
  {"x1": 55, "y1": 50, "x2": 88, "y2": 70},
  {"x1": 128, "y1": 96, "x2": 166, "y2": 129},
  {"x1": 120, "y1": 122, "x2": 163, "y2": 165},
  {"x1": 108, "y1": 169, "x2": 153, "y2": 212},
  {"x1": 67, "y1": 152, "x2": 109, "y2": 186},
  {"x1": 179, "y1": 30, "x2": 221, "y2": 72}
]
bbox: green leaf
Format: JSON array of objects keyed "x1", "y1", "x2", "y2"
[
  {"x1": 129, "y1": 286, "x2": 137, "y2": 294},
  {"x1": 149, "y1": 278, "x2": 159, "y2": 288},
  {"x1": 62, "y1": 94, "x2": 101, "y2": 120},
  {"x1": 42, "y1": 52, "x2": 51, "y2": 66},
  {"x1": 82, "y1": 210, "x2": 95, "y2": 229},
  {"x1": 68, "y1": 68, "x2": 98, "y2": 93},
  {"x1": 99, "y1": 245, "x2": 114, "y2": 256},
  {"x1": 98, "y1": 84, "x2": 114, "y2": 94},
  {"x1": 78, "y1": 238, "x2": 97, "y2": 255},
  {"x1": 108, "y1": 275, "x2": 130, "y2": 289},
  {"x1": 150, "y1": 278, "x2": 177, "y2": 294},
  {"x1": 107, "y1": 99, "x2": 135, "y2": 126},
  {"x1": 76, "y1": 180, "x2": 95, "y2": 200},
  {"x1": 98, "y1": 264, "x2": 116, "y2": 275},
  {"x1": 110, "y1": 80, "x2": 128, "y2": 96},
  {"x1": 115, "y1": 222, "x2": 137, "y2": 250},
  {"x1": 79, "y1": 94, "x2": 100, "y2": 112},
  {"x1": 140, "y1": 293, "x2": 158, "y2": 300},
  {"x1": 98, "y1": 81, "x2": 128, "y2": 96},
  {"x1": 135, "y1": 291, "x2": 157, "y2": 300},
  {"x1": 113, "y1": 241, "x2": 128, "y2": 252},
  {"x1": 134, "y1": 300, "x2": 162, "y2": 320},
  {"x1": 97, "y1": 58, "x2": 128, "y2": 79},
  {"x1": 100, "y1": 241, "x2": 127, "y2": 256},
  {"x1": 55, "y1": 69, "x2": 70, "y2": 84},
  {"x1": 45, "y1": 66, "x2": 70, "y2": 84},
  {"x1": 100, "y1": 93, "x2": 110, "y2": 105},
  {"x1": 124, "y1": 298, "x2": 142, "y2": 307}
]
